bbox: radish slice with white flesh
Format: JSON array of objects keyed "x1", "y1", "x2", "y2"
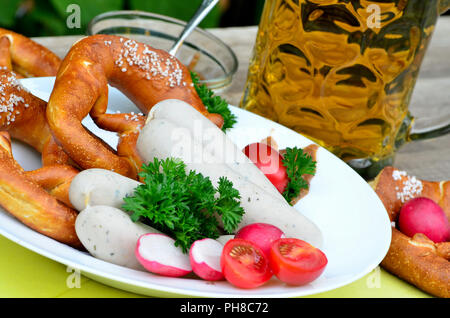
[
  {"x1": 135, "y1": 233, "x2": 192, "y2": 277},
  {"x1": 189, "y1": 238, "x2": 224, "y2": 281}
]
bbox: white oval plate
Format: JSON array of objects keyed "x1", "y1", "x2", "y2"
[{"x1": 0, "y1": 77, "x2": 391, "y2": 298}]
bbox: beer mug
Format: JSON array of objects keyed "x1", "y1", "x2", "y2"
[{"x1": 240, "y1": 0, "x2": 450, "y2": 178}]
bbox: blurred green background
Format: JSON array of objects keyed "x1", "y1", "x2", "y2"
[{"x1": 0, "y1": 0, "x2": 265, "y2": 37}]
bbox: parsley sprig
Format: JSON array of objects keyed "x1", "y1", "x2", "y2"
[
  {"x1": 191, "y1": 72, "x2": 237, "y2": 131},
  {"x1": 282, "y1": 147, "x2": 317, "y2": 204},
  {"x1": 122, "y1": 158, "x2": 244, "y2": 253}
]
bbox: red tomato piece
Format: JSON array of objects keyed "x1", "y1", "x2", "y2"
[
  {"x1": 269, "y1": 238, "x2": 327, "y2": 286},
  {"x1": 221, "y1": 239, "x2": 273, "y2": 289},
  {"x1": 243, "y1": 142, "x2": 288, "y2": 193}
]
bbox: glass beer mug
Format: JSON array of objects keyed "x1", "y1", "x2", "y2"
[{"x1": 240, "y1": 0, "x2": 450, "y2": 178}]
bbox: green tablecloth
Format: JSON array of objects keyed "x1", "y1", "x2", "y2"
[{"x1": 0, "y1": 234, "x2": 430, "y2": 298}]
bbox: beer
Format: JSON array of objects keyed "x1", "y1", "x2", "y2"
[{"x1": 241, "y1": 0, "x2": 440, "y2": 167}]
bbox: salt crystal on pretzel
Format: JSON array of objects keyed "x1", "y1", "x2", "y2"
[{"x1": 392, "y1": 169, "x2": 424, "y2": 203}]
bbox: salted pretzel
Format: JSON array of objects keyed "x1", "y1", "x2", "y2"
[
  {"x1": 0, "y1": 29, "x2": 82, "y2": 245},
  {"x1": 0, "y1": 69, "x2": 75, "y2": 165},
  {"x1": 372, "y1": 166, "x2": 450, "y2": 298},
  {"x1": 46, "y1": 35, "x2": 224, "y2": 179},
  {"x1": 0, "y1": 132, "x2": 80, "y2": 247},
  {"x1": 0, "y1": 28, "x2": 61, "y2": 77},
  {"x1": 25, "y1": 165, "x2": 78, "y2": 209},
  {"x1": 0, "y1": 28, "x2": 75, "y2": 166}
]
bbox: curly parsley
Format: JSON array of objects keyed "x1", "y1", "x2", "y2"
[
  {"x1": 282, "y1": 147, "x2": 317, "y2": 204},
  {"x1": 191, "y1": 71, "x2": 237, "y2": 131},
  {"x1": 122, "y1": 158, "x2": 244, "y2": 253}
]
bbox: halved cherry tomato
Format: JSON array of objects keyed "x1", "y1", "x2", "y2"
[
  {"x1": 243, "y1": 142, "x2": 288, "y2": 193},
  {"x1": 221, "y1": 239, "x2": 272, "y2": 289},
  {"x1": 269, "y1": 238, "x2": 327, "y2": 286}
]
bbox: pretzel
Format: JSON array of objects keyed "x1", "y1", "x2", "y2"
[
  {"x1": 0, "y1": 30, "x2": 82, "y2": 245},
  {"x1": 46, "y1": 35, "x2": 224, "y2": 179},
  {"x1": 372, "y1": 166, "x2": 450, "y2": 298},
  {"x1": 0, "y1": 37, "x2": 13, "y2": 74},
  {"x1": 0, "y1": 28, "x2": 61, "y2": 77},
  {"x1": 0, "y1": 132, "x2": 80, "y2": 247},
  {"x1": 0, "y1": 28, "x2": 73, "y2": 166},
  {"x1": 0, "y1": 69, "x2": 76, "y2": 166},
  {"x1": 25, "y1": 165, "x2": 79, "y2": 209}
]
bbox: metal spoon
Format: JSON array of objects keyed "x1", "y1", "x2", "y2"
[{"x1": 168, "y1": 0, "x2": 219, "y2": 56}]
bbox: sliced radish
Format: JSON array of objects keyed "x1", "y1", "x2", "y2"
[
  {"x1": 189, "y1": 238, "x2": 224, "y2": 281},
  {"x1": 135, "y1": 233, "x2": 192, "y2": 277},
  {"x1": 235, "y1": 223, "x2": 285, "y2": 257}
]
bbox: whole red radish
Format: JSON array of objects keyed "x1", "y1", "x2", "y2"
[
  {"x1": 243, "y1": 142, "x2": 288, "y2": 193},
  {"x1": 398, "y1": 197, "x2": 449, "y2": 243},
  {"x1": 235, "y1": 223, "x2": 284, "y2": 257}
]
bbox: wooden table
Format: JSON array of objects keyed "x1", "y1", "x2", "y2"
[{"x1": 33, "y1": 18, "x2": 450, "y2": 181}]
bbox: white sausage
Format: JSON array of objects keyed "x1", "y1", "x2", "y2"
[
  {"x1": 69, "y1": 168, "x2": 141, "y2": 212},
  {"x1": 75, "y1": 205, "x2": 160, "y2": 270},
  {"x1": 147, "y1": 99, "x2": 284, "y2": 199},
  {"x1": 137, "y1": 100, "x2": 323, "y2": 247}
]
